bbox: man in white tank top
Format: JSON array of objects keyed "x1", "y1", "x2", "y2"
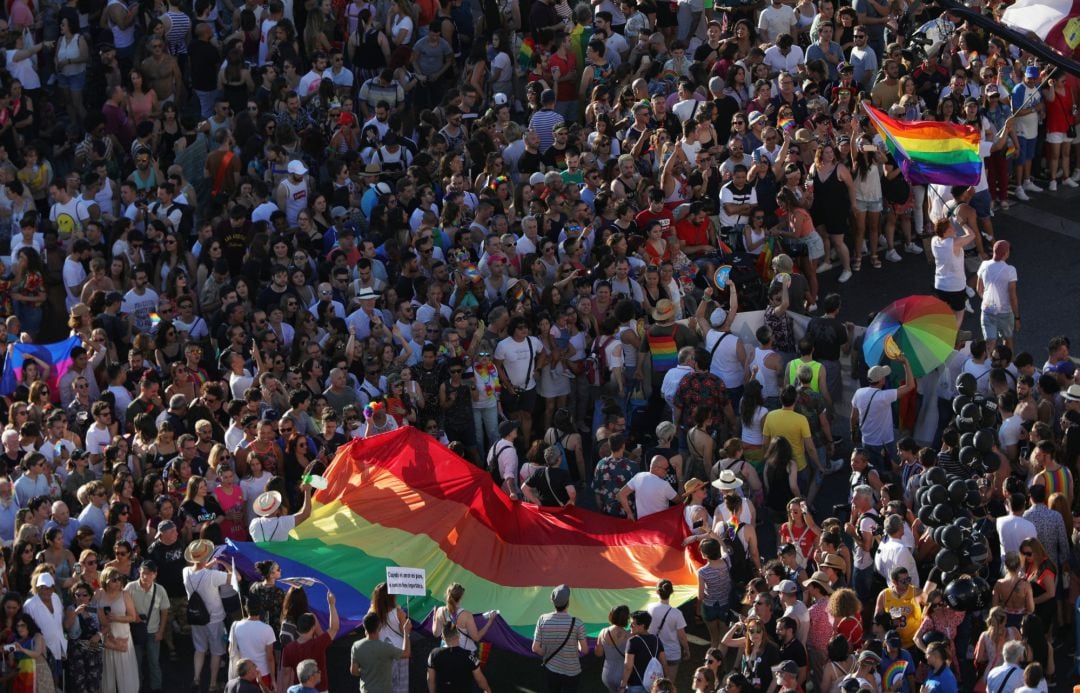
[
  {"x1": 749, "y1": 325, "x2": 783, "y2": 409},
  {"x1": 701, "y1": 296, "x2": 747, "y2": 407},
  {"x1": 275, "y1": 160, "x2": 310, "y2": 226}
]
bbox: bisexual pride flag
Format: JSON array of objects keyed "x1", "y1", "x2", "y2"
[{"x1": 0, "y1": 336, "x2": 81, "y2": 399}]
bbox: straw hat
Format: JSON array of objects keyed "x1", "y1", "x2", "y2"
[
  {"x1": 253, "y1": 490, "x2": 283, "y2": 518},
  {"x1": 802, "y1": 570, "x2": 834, "y2": 595},
  {"x1": 184, "y1": 539, "x2": 216, "y2": 564},
  {"x1": 683, "y1": 478, "x2": 706, "y2": 494},
  {"x1": 651, "y1": 299, "x2": 677, "y2": 323},
  {"x1": 820, "y1": 553, "x2": 846, "y2": 571}
]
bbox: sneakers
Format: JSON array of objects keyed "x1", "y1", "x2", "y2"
[
  {"x1": 1024, "y1": 179, "x2": 1043, "y2": 192},
  {"x1": 1064, "y1": 177, "x2": 1079, "y2": 188},
  {"x1": 999, "y1": 199, "x2": 1011, "y2": 210},
  {"x1": 807, "y1": 303, "x2": 818, "y2": 313},
  {"x1": 1049, "y1": 179, "x2": 1058, "y2": 192},
  {"x1": 965, "y1": 285, "x2": 976, "y2": 298},
  {"x1": 904, "y1": 242, "x2": 924, "y2": 254},
  {"x1": 1015, "y1": 186, "x2": 1030, "y2": 201},
  {"x1": 825, "y1": 458, "x2": 846, "y2": 474},
  {"x1": 964, "y1": 299, "x2": 975, "y2": 313},
  {"x1": 1072, "y1": 169, "x2": 1080, "y2": 182},
  {"x1": 885, "y1": 249, "x2": 902, "y2": 262},
  {"x1": 817, "y1": 261, "x2": 834, "y2": 273},
  {"x1": 838, "y1": 269, "x2": 852, "y2": 283}
]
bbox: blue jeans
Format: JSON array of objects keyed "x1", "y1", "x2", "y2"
[
  {"x1": 473, "y1": 405, "x2": 499, "y2": 453},
  {"x1": 134, "y1": 634, "x2": 163, "y2": 690},
  {"x1": 852, "y1": 565, "x2": 876, "y2": 604}
]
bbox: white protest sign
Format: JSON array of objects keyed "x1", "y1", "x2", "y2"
[{"x1": 386, "y1": 567, "x2": 427, "y2": 596}]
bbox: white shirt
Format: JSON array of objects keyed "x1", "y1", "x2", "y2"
[
  {"x1": 757, "y1": 3, "x2": 795, "y2": 41},
  {"x1": 85, "y1": 422, "x2": 113, "y2": 458},
  {"x1": 985, "y1": 663, "x2": 1023, "y2": 693},
  {"x1": 850, "y1": 386, "x2": 899, "y2": 446},
  {"x1": 874, "y1": 536, "x2": 920, "y2": 587},
  {"x1": 487, "y1": 439, "x2": 519, "y2": 489},
  {"x1": 249, "y1": 514, "x2": 295, "y2": 542},
  {"x1": 63, "y1": 257, "x2": 87, "y2": 310},
  {"x1": 230, "y1": 619, "x2": 278, "y2": 677},
  {"x1": 646, "y1": 602, "x2": 687, "y2": 661},
  {"x1": 494, "y1": 335, "x2": 543, "y2": 391},
  {"x1": 183, "y1": 566, "x2": 229, "y2": 623},
  {"x1": 661, "y1": 365, "x2": 693, "y2": 408},
  {"x1": 626, "y1": 472, "x2": 676, "y2": 518},
  {"x1": 995, "y1": 514, "x2": 1037, "y2": 562},
  {"x1": 977, "y1": 259, "x2": 1017, "y2": 315},
  {"x1": 782, "y1": 600, "x2": 810, "y2": 644},
  {"x1": 23, "y1": 593, "x2": 66, "y2": 660},
  {"x1": 763, "y1": 44, "x2": 805, "y2": 74}
]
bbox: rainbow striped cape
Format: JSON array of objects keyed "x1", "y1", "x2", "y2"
[
  {"x1": 228, "y1": 427, "x2": 699, "y2": 656},
  {"x1": 862, "y1": 103, "x2": 982, "y2": 186}
]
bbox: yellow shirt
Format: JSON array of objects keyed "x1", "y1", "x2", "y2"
[
  {"x1": 881, "y1": 585, "x2": 922, "y2": 647},
  {"x1": 762, "y1": 408, "x2": 812, "y2": 472}
]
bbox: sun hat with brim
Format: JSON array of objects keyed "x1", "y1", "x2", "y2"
[
  {"x1": 253, "y1": 491, "x2": 283, "y2": 518},
  {"x1": 651, "y1": 299, "x2": 677, "y2": 323},
  {"x1": 1064, "y1": 383, "x2": 1080, "y2": 402},
  {"x1": 184, "y1": 539, "x2": 216, "y2": 564},
  {"x1": 712, "y1": 469, "x2": 743, "y2": 490},
  {"x1": 820, "y1": 553, "x2": 846, "y2": 571},
  {"x1": 857, "y1": 649, "x2": 882, "y2": 664},
  {"x1": 684, "y1": 478, "x2": 706, "y2": 494},
  {"x1": 802, "y1": 570, "x2": 834, "y2": 594}
]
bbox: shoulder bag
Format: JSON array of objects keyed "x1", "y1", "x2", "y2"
[{"x1": 541, "y1": 616, "x2": 577, "y2": 668}]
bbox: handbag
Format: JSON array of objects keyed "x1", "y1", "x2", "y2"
[
  {"x1": 129, "y1": 583, "x2": 157, "y2": 647},
  {"x1": 220, "y1": 582, "x2": 242, "y2": 616}
]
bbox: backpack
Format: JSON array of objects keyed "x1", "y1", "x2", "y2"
[
  {"x1": 186, "y1": 574, "x2": 211, "y2": 626},
  {"x1": 585, "y1": 336, "x2": 614, "y2": 387},
  {"x1": 721, "y1": 522, "x2": 752, "y2": 584},
  {"x1": 634, "y1": 634, "x2": 665, "y2": 689},
  {"x1": 487, "y1": 441, "x2": 513, "y2": 488},
  {"x1": 172, "y1": 202, "x2": 195, "y2": 238}
]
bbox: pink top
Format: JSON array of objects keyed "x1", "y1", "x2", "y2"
[
  {"x1": 8, "y1": 2, "x2": 32, "y2": 29},
  {"x1": 214, "y1": 485, "x2": 249, "y2": 542}
]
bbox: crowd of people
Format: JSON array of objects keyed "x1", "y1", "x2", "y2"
[{"x1": 0, "y1": 0, "x2": 1073, "y2": 688}]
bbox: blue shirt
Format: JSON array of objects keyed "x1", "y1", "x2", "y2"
[
  {"x1": 880, "y1": 649, "x2": 916, "y2": 693},
  {"x1": 286, "y1": 686, "x2": 318, "y2": 693},
  {"x1": 0, "y1": 499, "x2": 17, "y2": 545},
  {"x1": 925, "y1": 665, "x2": 958, "y2": 693},
  {"x1": 43, "y1": 518, "x2": 81, "y2": 547}
]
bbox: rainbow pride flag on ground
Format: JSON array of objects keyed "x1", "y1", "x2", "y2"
[
  {"x1": 0, "y1": 336, "x2": 81, "y2": 400},
  {"x1": 862, "y1": 103, "x2": 982, "y2": 186},
  {"x1": 228, "y1": 427, "x2": 698, "y2": 656}
]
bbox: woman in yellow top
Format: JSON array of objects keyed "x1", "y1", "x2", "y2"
[{"x1": 874, "y1": 565, "x2": 923, "y2": 648}]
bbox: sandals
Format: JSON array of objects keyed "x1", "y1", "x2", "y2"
[
  {"x1": 870, "y1": 256, "x2": 882, "y2": 269},
  {"x1": 852, "y1": 259, "x2": 862, "y2": 272}
]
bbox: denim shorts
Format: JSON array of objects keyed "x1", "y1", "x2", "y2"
[
  {"x1": 970, "y1": 189, "x2": 992, "y2": 219},
  {"x1": 981, "y1": 311, "x2": 1014, "y2": 341},
  {"x1": 855, "y1": 198, "x2": 883, "y2": 213},
  {"x1": 702, "y1": 600, "x2": 727, "y2": 622},
  {"x1": 56, "y1": 70, "x2": 86, "y2": 90}
]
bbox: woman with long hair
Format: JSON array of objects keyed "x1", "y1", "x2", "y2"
[
  {"x1": 36, "y1": 528, "x2": 76, "y2": 591},
  {"x1": 367, "y1": 582, "x2": 410, "y2": 692},
  {"x1": 279, "y1": 586, "x2": 312, "y2": 646},
  {"x1": 7, "y1": 541, "x2": 37, "y2": 597},
  {"x1": 738, "y1": 381, "x2": 768, "y2": 474},
  {"x1": 721, "y1": 616, "x2": 780, "y2": 692},
  {"x1": 594, "y1": 604, "x2": 630, "y2": 693},
  {"x1": 66, "y1": 581, "x2": 103, "y2": 692},
  {"x1": 763, "y1": 436, "x2": 799, "y2": 520},
  {"x1": 1020, "y1": 536, "x2": 1057, "y2": 636},
  {"x1": 779, "y1": 497, "x2": 820, "y2": 571},
  {"x1": 127, "y1": 68, "x2": 159, "y2": 125},
  {"x1": 431, "y1": 583, "x2": 493, "y2": 656},
  {"x1": 809, "y1": 143, "x2": 855, "y2": 282},
  {"x1": 180, "y1": 475, "x2": 225, "y2": 544},
  {"x1": 94, "y1": 566, "x2": 140, "y2": 693},
  {"x1": 849, "y1": 136, "x2": 885, "y2": 271},
  {"x1": 9, "y1": 612, "x2": 55, "y2": 693},
  {"x1": 54, "y1": 15, "x2": 89, "y2": 125},
  {"x1": 775, "y1": 187, "x2": 821, "y2": 308},
  {"x1": 818, "y1": 633, "x2": 856, "y2": 693},
  {"x1": 974, "y1": 606, "x2": 1019, "y2": 691},
  {"x1": 11, "y1": 247, "x2": 45, "y2": 338},
  {"x1": 993, "y1": 550, "x2": 1035, "y2": 628}
]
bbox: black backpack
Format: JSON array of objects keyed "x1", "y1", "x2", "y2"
[
  {"x1": 186, "y1": 574, "x2": 211, "y2": 626},
  {"x1": 722, "y1": 522, "x2": 752, "y2": 584}
]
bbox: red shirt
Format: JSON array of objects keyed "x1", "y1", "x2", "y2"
[
  {"x1": 549, "y1": 51, "x2": 578, "y2": 103},
  {"x1": 635, "y1": 208, "x2": 675, "y2": 238},
  {"x1": 282, "y1": 632, "x2": 332, "y2": 692}
]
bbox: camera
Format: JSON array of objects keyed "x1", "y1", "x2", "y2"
[{"x1": 3, "y1": 644, "x2": 15, "y2": 653}]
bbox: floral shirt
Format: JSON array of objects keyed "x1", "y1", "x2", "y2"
[
  {"x1": 591, "y1": 455, "x2": 637, "y2": 517},
  {"x1": 806, "y1": 598, "x2": 831, "y2": 654},
  {"x1": 673, "y1": 371, "x2": 727, "y2": 431},
  {"x1": 765, "y1": 304, "x2": 796, "y2": 353}
]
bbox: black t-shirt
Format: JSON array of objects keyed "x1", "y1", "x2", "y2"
[
  {"x1": 778, "y1": 637, "x2": 808, "y2": 669},
  {"x1": 518, "y1": 150, "x2": 543, "y2": 177},
  {"x1": 147, "y1": 538, "x2": 188, "y2": 597},
  {"x1": 426, "y1": 646, "x2": 480, "y2": 692},
  {"x1": 181, "y1": 497, "x2": 225, "y2": 545},
  {"x1": 525, "y1": 467, "x2": 573, "y2": 506},
  {"x1": 805, "y1": 315, "x2": 848, "y2": 361},
  {"x1": 626, "y1": 633, "x2": 665, "y2": 686},
  {"x1": 882, "y1": 155, "x2": 912, "y2": 204},
  {"x1": 739, "y1": 641, "x2": 781, "y2": 691}
]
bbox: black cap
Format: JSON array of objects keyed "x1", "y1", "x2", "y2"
[{"x1": 105, "y1": 291, "x2": 122, "y2": 304}]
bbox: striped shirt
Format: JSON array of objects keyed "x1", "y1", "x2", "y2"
[
  {"x1": 698, "y1": 561, "x2": 731, "y2": 607},
  {"x1": 528, "y1": 108, "x2": 565, "y2": 153},
  {"x1": 534, "y1": 612, "x2": 585, "y2": 676},
  {"x1": 163, "y1": 11, "x2": 191, "y2": 55}
]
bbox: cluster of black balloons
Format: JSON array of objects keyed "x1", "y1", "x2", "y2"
[{"x1": 951, "y1": 372, "x2": 1002, "y2": 475}]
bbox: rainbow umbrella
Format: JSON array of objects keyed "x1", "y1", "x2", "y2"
[{"x1": 863, "y1": 295, "x2": 958, "y2": 378}]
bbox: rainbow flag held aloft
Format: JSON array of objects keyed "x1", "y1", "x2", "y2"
[
  {"x1": 227, "y1": 427, "x2": 699, "y2": 656},
  {"x1": 0, "y1": 336, "x2": 81, "y2": 400},
  {"x1": 862, "y1": 103, "x2": 982, "y2": 186}
]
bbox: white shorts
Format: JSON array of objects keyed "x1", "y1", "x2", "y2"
[
  {"x1": 191, "y1": 621, "x2": 227, "y2": 656},
  {"x1": 1046, "y1": 131, "x2": 1072, "y2": 144}
]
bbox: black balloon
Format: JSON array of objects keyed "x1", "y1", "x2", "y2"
[
  {"x1": 980, "y1": 408, "x2": 998, "y2": 429},
  {"x1": 973, "y1": 430, "x2": 994, "y2": 453},
  {"x1": 928, "y1": 485, "x2": 948, "y2": 506},
  {"x1": 941, "y1": 525, "x2": 963, "y2": 550},
  {"x1": 945, "y1": 576, "x2": 979, "y2": 610},
  {"x1": 948, "y1": 480, "x2": 967, "y2": 503},
  {"x1": 965, "y1": 489, "x2": 982, "y2": 507},
  {"x1": 918, "y1": 505, "x2": 935, "y2": 526},
  {"x1": 960, "y1": 432, "x2": 976, "y2": 449},
  {"x1": 926, "y1": 468, "x2": 948, "y2": 486},
  {"x1": 959, "y1": 446, "x2": 978, "y2": 466},
  {"x1": 952, "y1": 395, "x2": 972, "y2": 415},
  {"x1": 934, "y1": 503, "x2": 954, "y2": 524},
  {"x1": 955, "y1": 416, "x2": 977, "y2": 433},
  {"x1": 961, "y1": 402, "x2": 982, "y2": 421},
  {"x1": 936, "y1": 549, "x2": 959, "y2": 573},
  {"x1": 982, "y1": 451, "x2": 1001, "y2": 473},
  {"x1": 956, "y1": 373, "x2": 977, "y2": 397}
]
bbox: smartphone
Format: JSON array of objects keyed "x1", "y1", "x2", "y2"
[{"x1": 861, "y1": 144, "x2": 878, "y2": 152}]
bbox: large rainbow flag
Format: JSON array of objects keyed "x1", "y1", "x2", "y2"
[
  {"x1": 228, "y1": 427, "x2": 699, "y2": 656},
  {"x1": 0, "y1": 336, "x2": 81, "y2": 401},
  {"x1": 862, "y1": 103, "x2": 982, "y2": 186}
]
